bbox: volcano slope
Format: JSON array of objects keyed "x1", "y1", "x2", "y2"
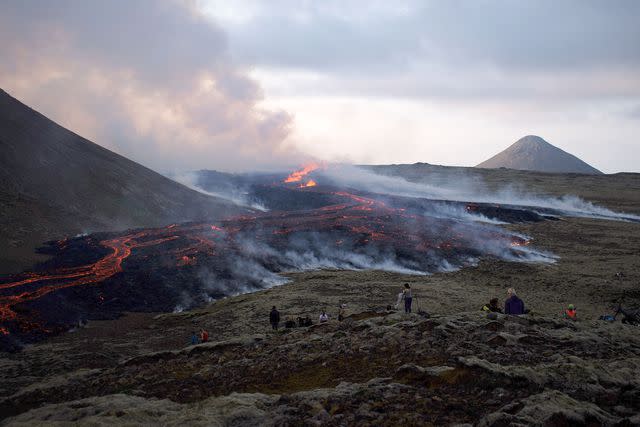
[
  {"x1": 0, "y1": 89, "x2": 245, "y2": 274},
  {"x1": 0, "y1": 171, "x2": 639, "y2": 425}
]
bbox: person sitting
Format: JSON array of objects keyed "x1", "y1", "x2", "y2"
[
  {"x1": 284, "y1": 317, "x2": 297, "y2": 328},
  {"x1": 190, "y1": 331, "x2": 199, "y2": 345},
  {"x1": 482, "y1": 298, "x2": 503, "y2": 313},
  {"x1": 504, "y1": 288, "x2": 525, "y2": 315},
  {"x1": 200, "y1": 329, "x2": 209, "y2": 343},
  {"x1": 319, "y1": 310, "x2": 329, "y2": 323},
  {"x1": 564, "y1": 304, "x2": 577, "y2": 320}
]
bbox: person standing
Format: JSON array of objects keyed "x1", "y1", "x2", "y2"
[
  {"x1": 270, "y1": 306, "x2": 280, "y2": 330},
  {"x1": 200, "y1": 329, "x2": 209, "y2": 343},
  {"x1": 319, "y1": 310, "x2": 329, "y2": 323},
  {"x1": 504, "y1": 288, "x2": 525, "y2": 315},
  {"x1": 402, "y1": 283, "x2": 413, "y2": 313}
]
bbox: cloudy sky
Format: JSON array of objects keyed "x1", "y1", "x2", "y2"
[{"x1": 1, "y1": 1, "x2": 639, "y2": 173}]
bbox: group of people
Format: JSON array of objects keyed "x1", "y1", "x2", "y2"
[
  {"x1": 189, "y1": 282, "x2": 631, "y2": 347},
  {"x1": 267, "y1": 285, "x2": 584, "y2": 336},
  {"x1": 481, "y1": 288, "x2": 527, "y2": 315},
  {"x1": 190, "y1": 329, "x2": 209, "y2": 345},
  {"x1": 269, "y1": 304, "x2": 348, "y2": 330},
  {"x1": 396, "y1": 285, "x2": 579, "y2": 320},
  {"x1": 481, "y1": 287, "x2": 578, "y2": 320}
]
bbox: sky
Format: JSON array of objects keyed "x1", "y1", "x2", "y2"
[{"x1": 1, "y1": 1, "x2": 639, "y2": 173}]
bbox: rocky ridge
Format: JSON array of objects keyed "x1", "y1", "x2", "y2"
[{"x1": 2, "y1": 310, "x2": 639, "y2": 426}]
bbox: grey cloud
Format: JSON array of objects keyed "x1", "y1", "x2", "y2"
[
  {"x1": 0, "y1": 0, "x2": 301, "y2": 172},
  {"x1": 224, "y1": 1, "x2": 640, "y2": 72},
  {"x1": 1, "y1": 1, "x2": 228, "y2": 88}
]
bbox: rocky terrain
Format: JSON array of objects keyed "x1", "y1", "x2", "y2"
[
  {"x1": 1, "y1": 209, "x2": 639, "y2": 424},
  {"x1": 1, "y1": 308, "x2": 639, "y2": 425},
  {"x1": 0, "y1": 161, "x2": 639, "y2": 425}
]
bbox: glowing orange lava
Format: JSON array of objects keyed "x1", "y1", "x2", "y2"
[
  {"x1": 0, "y1": 182, "x2": 534, "y2": 344},
  {"x1": 510, "y1": 239, "x2": 531, "y2": 247},
  {"x1": 0, "y1": 224, "x2": 217, "y2": 331},
  {"x1": 284, "y1": 162, "x2": 320, "y2": 183}
]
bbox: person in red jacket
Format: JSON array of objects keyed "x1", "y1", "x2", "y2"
[
  {"x1": 564, "y1": 304, "x2": 577, "y2": 320},
  {"x1": 200, "y1": 329, "x2": 209, "y2": 343}
]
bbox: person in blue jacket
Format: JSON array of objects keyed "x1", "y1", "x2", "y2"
[
  {"x1": 190, "y1": 331, "x2": 199, "y2": 345},
  {"x1": 504, "y1": 288, "x2": 525, "y2": 315}
]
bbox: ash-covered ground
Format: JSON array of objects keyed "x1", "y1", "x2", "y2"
[{"x1": 0, "y1": 167, "x2": 639, "y2": 425}]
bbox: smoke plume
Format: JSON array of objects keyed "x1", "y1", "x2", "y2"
[{"x1": 0, "y1": 0, "x2": 302, "y2": 172}]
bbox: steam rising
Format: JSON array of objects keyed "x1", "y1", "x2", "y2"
[
  {"x1": 321, "y1": 164, "x2": 640, "y2": 222},
  {"x1": 164, "y1": 162, "x2": 637, "y2": 312},
  {"x1": 172, "y1": 171, "x2": 269, "y2": 212}
]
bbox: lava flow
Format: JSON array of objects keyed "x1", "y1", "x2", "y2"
[
  {"x1": 284, "y1": 162, "x2": 321, "y2": 188},
  {"x1": 0, "y1": 229, "x2": 181, "y2": 333},
  {"x1": 0, "y1": 168, "x2": 543, "y2": 350}
]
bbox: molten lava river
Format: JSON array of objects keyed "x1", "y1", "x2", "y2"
[{"x1": 0, "y1": 171, "x2": 554, "y2": 349}]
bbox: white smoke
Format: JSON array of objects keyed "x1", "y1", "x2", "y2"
[
  {"x1": 322, "y1": 164, "x2": 640, "y2": 222},
  {"x1": 171, "y1": 171, "x2": 269, "y2": 212}
]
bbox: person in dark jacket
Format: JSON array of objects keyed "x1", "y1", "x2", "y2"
[
  {"x1": 504, "y1": 288, "x2": 525, "y2": 315},
  {"x1": 482, "y1": 298, "x2": 503, "y2": 313},
  {"x1": 270, "y1": 306, "x2": 280, "y2": 330},
  {"x1": 402, "y1": 283, "x2": 413, "y2": 313}
]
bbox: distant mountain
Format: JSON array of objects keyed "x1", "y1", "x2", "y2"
[
  {"x1": 476, "y1": 135, "x2": 603, "y2": 175},
  {"x1": 0, "y1": 89, "x2": 246, "y2": 273}
]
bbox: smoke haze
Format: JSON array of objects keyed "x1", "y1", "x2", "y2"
[
  {"x1": 0, "y1": 0, "x2": 302, "y2": 172},
  {"x1": 321, "y1": 164, "x2": 640, "y2": 222}
]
